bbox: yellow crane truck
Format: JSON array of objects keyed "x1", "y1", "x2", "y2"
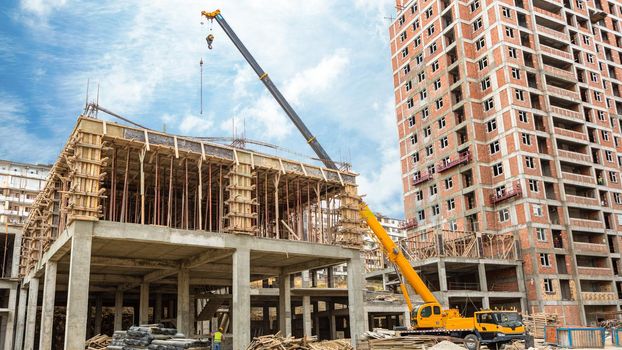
[
  {"x1": 201, "y1": 9, "x2": 526, "y2": 350},
  {"x1": 360, "y1": 204, "x2": 525, "y2": 350}
]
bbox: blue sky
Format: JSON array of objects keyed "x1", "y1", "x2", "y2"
[{"x1": 0, "y1": 0, "x2": 404, "y2": 217}]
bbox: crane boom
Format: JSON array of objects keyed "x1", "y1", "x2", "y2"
[
  {"x1": 359, "y1": 203, "x2": 439, "y2": 304},
  {"x1": 202, "y1": 10, "x2": 338, "y2": 170}
]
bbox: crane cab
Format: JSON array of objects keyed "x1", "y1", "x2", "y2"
[{"x1": 411, "y1": 302, "x2": 443, "y2": 328}]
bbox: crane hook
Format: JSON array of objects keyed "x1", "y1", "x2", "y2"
[{"x1": 206, "y1": 34, "x2": 214, "y2": 50}]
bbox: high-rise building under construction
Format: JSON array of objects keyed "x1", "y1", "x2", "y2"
[{"x1": 389, "y1": 0, "x2": 622, "y2": 324}]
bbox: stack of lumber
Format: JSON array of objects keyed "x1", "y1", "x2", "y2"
[
  {"x1": 245, "y1": 333, "x2": 352, "y2": 350},
  {"x1": 86, "y1": 334, "x2": 111, "y2": 349},
  {"x1": 358, "y1": 335, "x2": 462, "y2": 350},
  {"x1": 522, "y1": 313, "x2": 560, "y2": 338}
]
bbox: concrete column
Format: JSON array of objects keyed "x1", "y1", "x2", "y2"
[
  {"x1": 39, "y1": 262, "x2": 58, "y2": 350},
  {"x1": 94, "y1": 295, "x2": 103, "y2": 334},
  {"x1": 301, "y1": 270, "x2": 312, "y2": 337},
  {"x1": 328, "y1": 302, "x2": 337, "y2": 339},
  {"x1": 3, "y1": 285, "x2": 18, "y2": 350},
  {"x1": 11, "y1": 233, "x2": 22, "y2": 278},
  {"x1": 14, "y1": 287, "x2": 27, "y2": 350},
  {"x1": 478, "y1": 264, "x2": 490, "y2": 309},
  {"x1": 232, "y1": 248, "x2": 251, "y2": 349},
  {"x1": 114, "y1": 290, "x2": 124, "y2": 331},
  {"x1": 515, "y1": 264, "x2": 528, "y2": 313},
  {"x1": 437, "y1": 260, "x2": 449, "y2": 308},
  {"x1": 403, "y1": 309, "x2": 412, "y2": 328},
  {"x1": 327, "y1": 266, "x2": 334, "y2": 288},
  {"x1": 64, "y1": 224, "x2": 93, "y2": 350},
  {"x1": 278, "y1": 273, "x2": 292, "y2": 336},
  {"x1": 139, "y1": 283, "x2": 150, "y2": 325},
  {"x1": 24, "y1": 278, "x2": 40, "y2": 350},
  {"x1": 177, "y1": 268, "x2": 190, "y2": 335},
  {"x1": 347, "y1": 254, "x2": 365, "y2": 345},
  {"x1": 189, "y1": 297, "x2": 196, "y2": 336},
  {"x1": 155, "y1": 293, "x2": 163, "y2": 323}
]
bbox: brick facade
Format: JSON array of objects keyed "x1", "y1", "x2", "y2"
[{"x1": 390, "y1": 0, "x2": 622, "y2": 324}]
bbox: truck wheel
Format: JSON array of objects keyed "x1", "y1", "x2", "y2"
[{"x1": 464, "y1": 334, "x2": 480, "y2": 350}]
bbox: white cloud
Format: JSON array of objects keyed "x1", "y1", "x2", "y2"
[
  {"x1": 179, "y1": 114, "x2": 214, "y2": 135},
  {"x1": 354, "y1": 99, "x2": 403, "y2": 216},
  {"x1": 20, "y1": 0, "x2": 67, "y2": 17},
  {"x1": 0, "y1": 93, "x2": 59, "y2": 164}
]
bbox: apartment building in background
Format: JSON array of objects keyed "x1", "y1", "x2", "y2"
[
  {"x1": 389, "y1": 0, "x2": 622, "y2": 325},
  {"x1": 0, "y1": 159, "x2": 50, "y2": 350}
]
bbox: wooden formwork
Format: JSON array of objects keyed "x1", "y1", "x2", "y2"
[{"x1": 19, "y1": 116, "x2": 364, "y2": 276}]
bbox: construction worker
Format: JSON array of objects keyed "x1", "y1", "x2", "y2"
[{"x1": 212, "y1": 327, "x2": 224, "y2": 350}]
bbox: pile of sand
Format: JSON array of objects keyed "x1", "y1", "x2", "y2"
[{"x1": 429, "y1": 340, "x2": 466, "y2": 350}]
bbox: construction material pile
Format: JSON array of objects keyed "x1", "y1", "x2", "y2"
[
  {"x1": 107, "y1": 325, "x2": 210, "y2": 350},
  {"x1": 245, "y1": 333, "x2": 353, "y2": 350},
  {"x1": 522, "y1": 313, "x2": 560, "y2": 338},
  {"x1": 358, "y1": 335, "x2": 463, "y2": 350},
  {"x1": 599, "y1": 319, "x2": 622, "y2": 328},
  {"x1": 86, "y1": 334, "x2": 112, "y2": 349}
]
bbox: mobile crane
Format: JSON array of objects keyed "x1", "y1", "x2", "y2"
[{"x1": 201, "y1": 9, "x2": 526, "y2": 350}]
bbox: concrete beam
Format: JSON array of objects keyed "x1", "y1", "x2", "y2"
[
  {"x1": 182, "y1": 249, "x2": 234, "y2": 269},
  {"x1": 92, "y1": 221, "x2": 357, "y2": 259},
  {"x1": 281, "y1": 258, "x2": 344, "y2": 275},
  {"x1": 232, "y1": 248, "x2": 251, "y2": 349},
  {"x1": 90, "y1": 256, "x2": 179, "y2": 269},
  {"x1": 39, "y1": 262, "x2": 58, "y2": 350},
  {"x1": 24, "y1": 277, "x2": 39, "y2": 350},
  {"x1": 64, "y1": 222, "x2": 93, "y2": 350}
]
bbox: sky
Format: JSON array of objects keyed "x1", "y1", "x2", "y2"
[{"x1": 0, "y1": 0, "x2": 404, "y2": 217}]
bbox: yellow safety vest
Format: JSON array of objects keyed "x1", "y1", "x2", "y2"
[{"x1": 214, "y1": 331, "x2": 223, "y2": 343}]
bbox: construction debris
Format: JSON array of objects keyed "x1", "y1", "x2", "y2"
[
  {"x1": 358, "y1": 335, "x2": 463, "y2": 350},
  {"x1": 245, "y1": 333, "x2": 353, "y2": 350},
  {"x1": 522, "y1": 313, "x2": 561, "y2": 339},
  {"x1": 599, "y1": 319, "x2": 622, "y2": 328},
  {"x1": 362, "y1": 329, "x2": 397, "y2": 339},
  {"x1": 85, "y1": 334, "x2": 111, "y2": 349}
]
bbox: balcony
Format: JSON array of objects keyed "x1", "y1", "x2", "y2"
[
  {"x1": 577, "y1": 266, "x2": 611, "y2": 276},
  {"x1": 536, "y1": 24, "x2": 568, "y2": 39},
  {"x1": 490, "y1": 184, "x2": 522, "y2": 204},
  {"x1": 400, "y1": 218, "x2": 419, "y2": 230},
  {"x1": 413, "y1": 172, "x2": 433, "y2": 185},
  {"x1": 565, "y1": 194, "x2": 599, "y2": 206},
  {"x1": 561, "y1": 172, "x2": 596, "y2": 185},
  {"x1": 558, "y1": 149, "x2": 592, "y2": 163},
  {"x1": 540, "y1": 45, "x2": 574, "y2": 61},
  {"x1": 570, "y1": 218, "x2": 605, "y2": 230},
  {"x1": 550, "y1": 106, "x2": 582, "y2": 120},
  {"x1": 581, "y1": 291, "x2": 617, "y2": 301},
  {"x1": 543, "y1": 65, "x2": 576, "y2": 81},
  {"x1": 554, "y1": 127, "x2": 588, "y2": 142},
  {"x1": 437, "y1": 151, "x2": 471, "y2": 173},
  {"x1": 573, "y1": 241, "x2": 609, "y2": 254},
  {"x1": 533, "y1": 6, "x2": 565, "y2": 21},
  {"x1": 547, "y1": 86, "x2": 581, "y2": 101}
]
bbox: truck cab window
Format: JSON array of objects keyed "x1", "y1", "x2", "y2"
[{"x1": 420, "y1": 306, "x2": 432, "y2": 318}]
